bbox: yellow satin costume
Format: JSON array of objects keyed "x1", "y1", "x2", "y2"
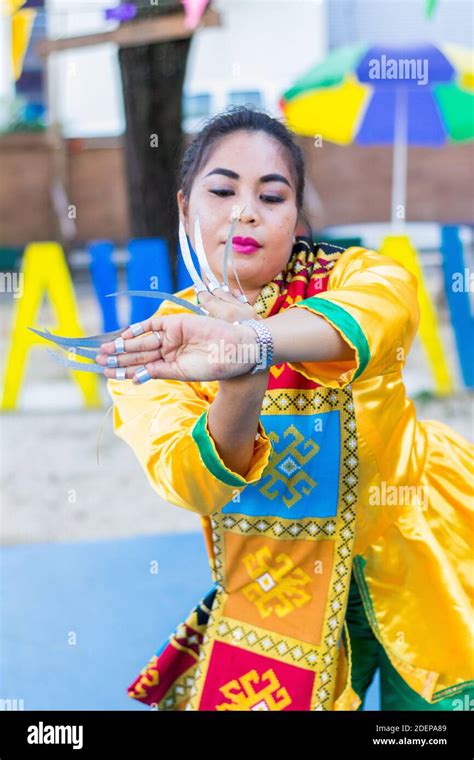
[{"x1": 107, "y1": 241, "x2": 473, "y2": 710}]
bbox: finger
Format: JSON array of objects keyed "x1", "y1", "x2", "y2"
[
  {"x1": 194, "y1": 286, "x2": 240, "y2": 319},
  {"x1": 200, "y1": 271, "x2": 233, "y2": 301},
  {"x1": 213, "y1": 285, "x2": 237, "y2": 303},
  {"x1": 107, "y1": 360, "x2": 186, "y2": 383},
  {"x1": 191, "y1": 287, "x2": 210, "y2": 315},
  {"x1": 111, "y1": 318, "x2": 160, "y2": 342},
  {"x1": 196, "y1": 287, "x2": 234, "y2": 309},
  {"x1": 194, "y1": 287, "x2": 212, "y2": 306},
  {"x1": 99, "y1": 328, "x2": 163, "y2": 355},
  {"x1": 139, "y1": 359, "x2": 187, "y2": 381},
  {"x1": 200, "y1": 272, "x2": 246, "y2": 306},
  {"x1": 103, "y1": 365, "x2": 138, "y2": 380},
  {"x1": 229, "y1": 287, "x2": 250, "y2": 305},
  {"x1": 96, "y1": 349, "x2": 161, "y2": 368}
]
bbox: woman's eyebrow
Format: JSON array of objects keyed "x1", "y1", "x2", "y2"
[{"x1": 204, "y1": 167, "x2": 291, "y2": 188}]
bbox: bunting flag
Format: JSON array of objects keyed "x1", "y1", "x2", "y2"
[
  {"x1": 181, "y1": 0, "x2": 209, "y2": 30},
  {"x1": 3, "y1": 0, "x2": 36, "y2": 82}
]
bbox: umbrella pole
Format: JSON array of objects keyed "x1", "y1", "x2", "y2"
[{"x1": 391, "y1": 87, "x2": 408, "y2": 232}]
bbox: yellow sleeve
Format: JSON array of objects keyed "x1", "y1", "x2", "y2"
[
  {"x1": 106, "y1": 374, "x2": 273, "y2": 517},
  {"x1": 105, "y1": 290, "x2": 269, "y2": 516},
  {"x1": 285, "y1": 246, "x2": 420, "y2": 388}
]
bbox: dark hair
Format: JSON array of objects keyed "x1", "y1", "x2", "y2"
[{"x1": 177, "y1": 105, "x2": 311, "y2": 234}]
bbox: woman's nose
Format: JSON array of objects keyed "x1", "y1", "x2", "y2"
[{"x1": 238, "y1": 204, "x2": 258, "y2": 224}]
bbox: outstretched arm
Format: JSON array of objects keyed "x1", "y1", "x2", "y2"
[
  {"x1": 96, "y1": 307, "x2": 355, "y2": 383},
  {"x1": 97, "y1": 246, "x2": 419, "y2": 388},
  {"x1": 99, "y1": 308, "x2": 355, "y2": 480},
  {"x1": 101, "y1": 246, "x2": 419, "y2": 489}
]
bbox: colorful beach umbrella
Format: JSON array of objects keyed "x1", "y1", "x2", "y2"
[{"x1": 280, "y1": 42, "x2": 474, "y2": 227}]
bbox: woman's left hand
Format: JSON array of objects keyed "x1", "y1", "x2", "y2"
[{"x1": 196, "y1": 279, "x2": 261, "y2": 323}]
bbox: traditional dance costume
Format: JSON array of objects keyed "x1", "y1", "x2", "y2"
[{"x1": 107, "y1": 238, "x2": 474, "y2": 711}]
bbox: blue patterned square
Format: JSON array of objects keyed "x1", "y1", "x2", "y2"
[{"x1": 223, "y1": 410, "x2": 341, "y2": 519}]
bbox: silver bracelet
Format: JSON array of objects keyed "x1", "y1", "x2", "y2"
[{"x1": 233, "y1": 318, "x2": 274, "y2": 374}]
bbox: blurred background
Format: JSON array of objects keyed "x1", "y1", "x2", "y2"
[{"x1": 0, "y1": 0, "x2": 473, "y2": 711}]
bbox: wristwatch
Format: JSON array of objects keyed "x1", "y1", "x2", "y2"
[{"x1": 233, "y1": 318, "x2": 274, "y2": 374}]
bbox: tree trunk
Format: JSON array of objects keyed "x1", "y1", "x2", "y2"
[{"x1": 118, "y1": 36, "x2": 191, "y2": 279}]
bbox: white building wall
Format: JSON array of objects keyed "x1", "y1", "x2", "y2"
[
  {"x1": 43, "y1": 0, "x2": 473, "y2": 138},
  {"x1": 44, "y1": 0, "x2": 327, "y2": 137}
]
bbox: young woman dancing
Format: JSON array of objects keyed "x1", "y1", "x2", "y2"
[{"x1": 36, "y1": 106, "x2": 474, "y2": 711}]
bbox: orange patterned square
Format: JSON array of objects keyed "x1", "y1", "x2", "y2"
[{"x1": 222, "y1": 532, "x2": 334, "y2": 646}]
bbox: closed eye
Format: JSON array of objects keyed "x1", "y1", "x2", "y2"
[{"x1": 210, "y1": 190, "x2": 284, "y2": 203}]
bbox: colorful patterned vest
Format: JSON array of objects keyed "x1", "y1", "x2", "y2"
[{"x1": 127, "y1": 238, "x2": 359, "y2": 711}]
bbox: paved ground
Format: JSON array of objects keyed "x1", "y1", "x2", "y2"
[{"x1": 1, "y1": 532, "x2": 213, "y2": 710}]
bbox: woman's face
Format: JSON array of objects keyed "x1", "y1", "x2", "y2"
[{"x1": 177, "y1": 130, "x2": 299, "y2": 301}]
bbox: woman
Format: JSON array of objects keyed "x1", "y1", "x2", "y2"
[{"x1": 93, "y1": 106, "x2": 473, "y2": 712}]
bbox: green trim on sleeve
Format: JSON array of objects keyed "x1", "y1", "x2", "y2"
[
  {"x1": 191, "y1": 410, "x2": 248, "y2": 487},
  {"x1": 295, "y1": 296, "x2": 370, "y2": 380}
]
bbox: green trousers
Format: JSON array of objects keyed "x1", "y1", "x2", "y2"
[{"x1": 345, "y1": 572, "x2": 474, "y2": 711}]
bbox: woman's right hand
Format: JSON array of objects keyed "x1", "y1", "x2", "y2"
[{"x1": 96, "y1": 313, "x2": 260, "y2": 384}]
